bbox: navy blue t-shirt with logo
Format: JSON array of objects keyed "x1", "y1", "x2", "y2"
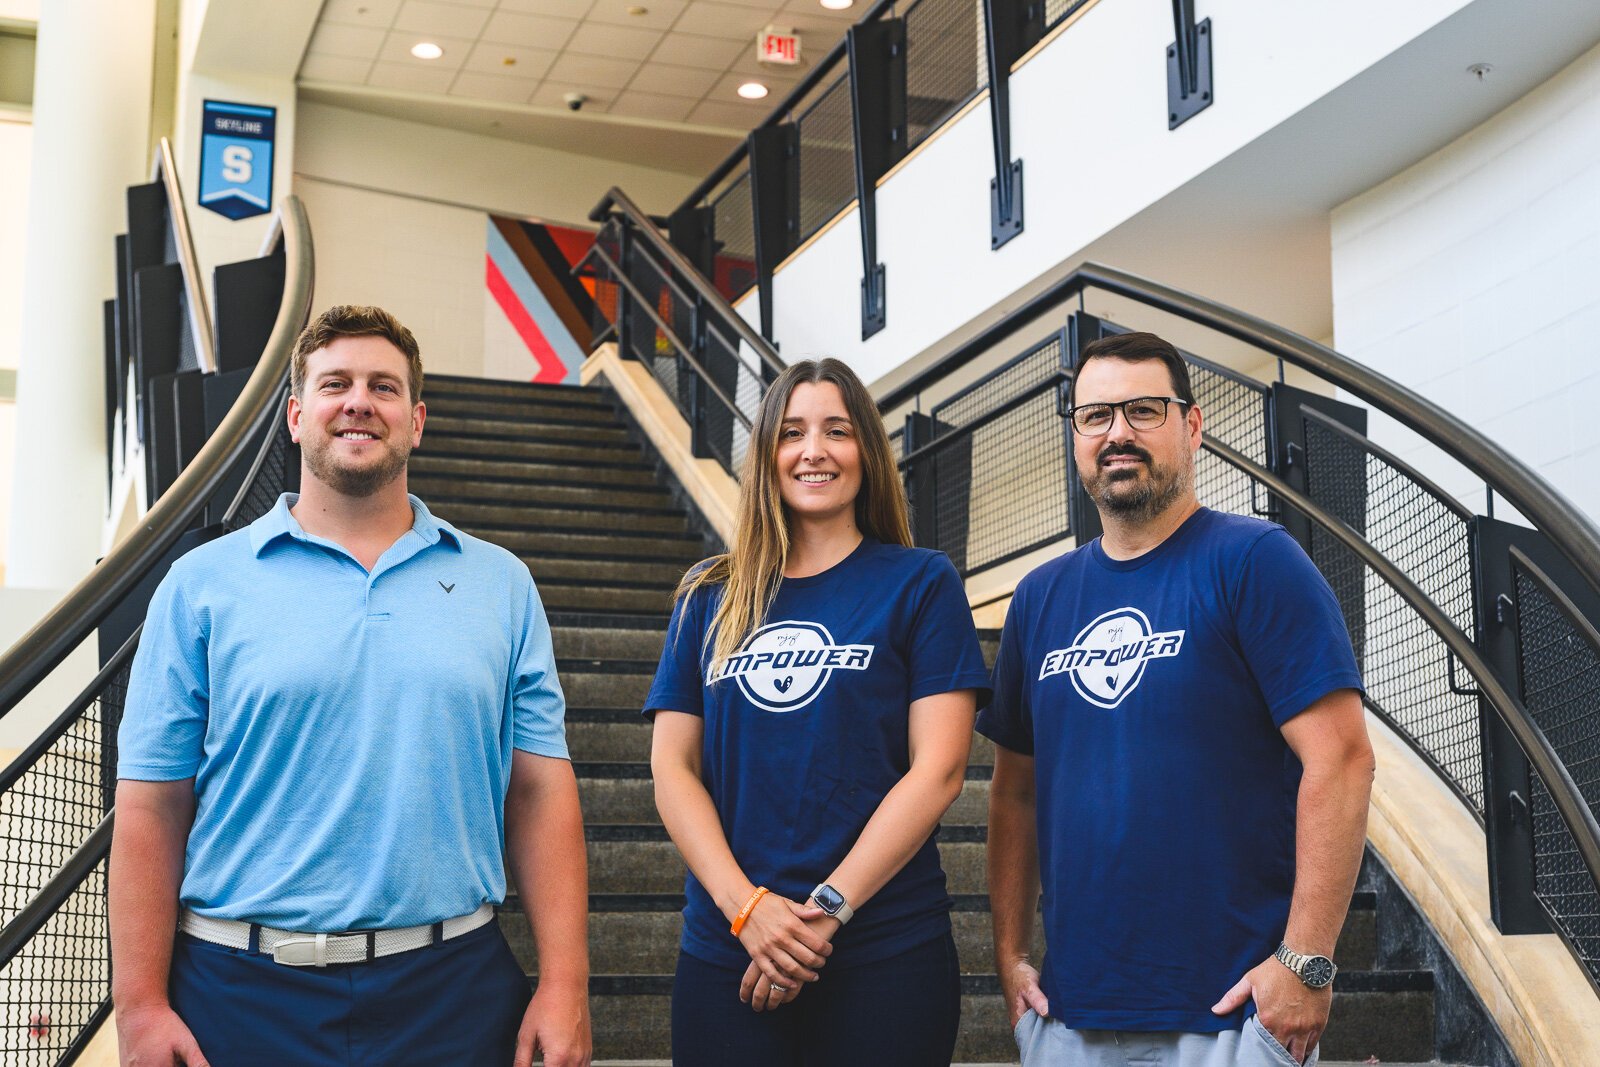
[
  {"x1": 646, "y1": 538, "x2": 992, "y2": 970},
  {"x1": 976, "y1": 508, "x2": 1363, "y2": 1033}
]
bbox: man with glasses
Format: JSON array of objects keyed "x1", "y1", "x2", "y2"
[{"x1": 980, "y1": 331, "x2": 1374, "y2": 1066}]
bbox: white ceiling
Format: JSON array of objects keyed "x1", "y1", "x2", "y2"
[{"x1": 297, "y1": 0, "x2": 862, "y2": 172}]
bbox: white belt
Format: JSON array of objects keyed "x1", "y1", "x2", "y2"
[{"x1": 179, "y1": 903, "x2": 495, "y2": 967}]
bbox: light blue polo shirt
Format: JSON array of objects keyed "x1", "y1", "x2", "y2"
[{"x1": 118, "y1": 493, "x2": 569, "y2": 932}]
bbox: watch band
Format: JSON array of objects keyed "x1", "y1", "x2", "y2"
[
  {"x1": 809, "y1": 883, "x2": 855, "y2": 925},
  {"x1": 1274, "y1": 941, "x2": 1337, "y2": 988}
]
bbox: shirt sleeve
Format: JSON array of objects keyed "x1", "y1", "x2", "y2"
[
  {"x1": 906, "y1": 552, "x2": 993, "y2": 705},
  {"x1": 117, "y1": 568, "x2": 210, "y2": 781},
  {"x1": 1232, "y1": 528, "x2": 1365, "y2": 727},
  {"x1": 975, "y1": 581, "x2": 1034, "y2": 755},
  {"x1": 510, "y1": 576, "x2": 570, "y2": 758},
  {"x1": 644, "y1": 588, "x2": 707, "y2": 719}
]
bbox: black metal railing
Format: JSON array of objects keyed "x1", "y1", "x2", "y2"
[{"x1": 0, "y1": 193, "x2": 312, "y2": 1063}]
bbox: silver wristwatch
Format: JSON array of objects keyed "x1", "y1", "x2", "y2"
[
  {"x1": 809, "y1": 883, "x2": 854, "y2": 925},
  {"x1": 1274, "y1": 941, "x2": 1337, "y2": 988}
]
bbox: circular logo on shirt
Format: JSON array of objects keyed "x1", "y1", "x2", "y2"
[
  {"x1": 710, "y1": 620, "x2": 875, "y2": 713},
  {"x1": 1037, "y1": 606, "x2": 1187, "y2": 710}
]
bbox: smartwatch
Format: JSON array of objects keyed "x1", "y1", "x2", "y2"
[
  {"x1": 1274, "y1": 942, "x2": 1337, "y2": 989},
  {"x1": 809, "y1": 883, "x2": 855, "y2": 925}
]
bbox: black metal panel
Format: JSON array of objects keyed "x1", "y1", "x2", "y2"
[
  {"x1": 1167, "y1": 9, "x2": 1214, "y2": 129},
  {"x1": 96, "y1": 524, "x2": 222, "y2": 669},
  {"x1": 1064, "y1": 311, "x2": 1108, "y2": 545},
  {"x1": 848, "y1": 17, "x2": 906, "y2": 339},
  {"x1": 103, "y1": 300, "x2": 117, "y2": 498},
  {"x1": 202, "y1": 367, "x2": 259, "y2": 525},
  {"x1": 748, "y1": 123, "x2": 799, "y2": 342},
  {"x1": 147, "y1": 370, "x2": 203, "y2": 504},
  {"x1": 131, "y1": 263, "x2": 185, "y2": 450},
  {"x1": 213, "y1": 248, "x2": 285, "y2": 374},
  {"x1": 124, "y1": 182, "x2": 168, "y2": 274},
  {"x1": 667, "y1": 204, "x2": 715, "y2": 280},
  {"x1": 113, "y1": 233, "x2": 131, "y2": 421},
  {"x1": 982, "y1": 0, "x2": 1043, "y2": 248}
]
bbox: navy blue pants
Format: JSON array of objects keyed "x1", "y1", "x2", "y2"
[
  {"x1": 671, "y1": 931, "x2": 961, "y2": 1066},
  {"x1": 169, "y1": 918, "x2": 530, "y2": 1066}
]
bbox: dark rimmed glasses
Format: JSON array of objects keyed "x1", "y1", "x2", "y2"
[{"x1": 1067, "y1": 396, "x2": 1191, "y2": 436}]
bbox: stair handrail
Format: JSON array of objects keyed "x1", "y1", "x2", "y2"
[
  {"x1": 0, "y1": 195, "x2": 314, "y2": 721},
  {"x1": 153, "y1": 136, "x2": 218, "y2": 375},
  {"x1": 588, "y1": 186, "x2": 786, "y2": 381},
  {"x1": 880, "y1": 261, "x2": 1600, "y2": 608}
]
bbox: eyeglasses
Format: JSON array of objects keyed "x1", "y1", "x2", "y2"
[{"x1": 1068, "y1": 396, "x2": 1190, "y2": 436}]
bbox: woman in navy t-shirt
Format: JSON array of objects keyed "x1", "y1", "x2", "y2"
[{"x1": 646, "y1": 358, "x2": 992, "y2": 1065}]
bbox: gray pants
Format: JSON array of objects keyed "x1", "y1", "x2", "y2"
[{"x1": 1013, "y1": 1011, "x2": 1320, "y2": 1067}]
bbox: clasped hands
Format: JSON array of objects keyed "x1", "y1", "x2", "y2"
[{"x1": 733, "y1": 892, "x2": 841, "y2": 1013}]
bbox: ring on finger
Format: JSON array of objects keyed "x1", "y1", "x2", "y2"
[{"x1": 770, "y1": 983, "x2": 790, "y2": 994}]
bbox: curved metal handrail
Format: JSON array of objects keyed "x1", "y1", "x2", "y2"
[
  {"x1": 154, "y1": 137, "x2": 218, "y2": 375},
  {"x1": 0, "y1": 196, "x2": 314, "y2": 720},
  {"x1": 1203, "y1": 435, "x2": 1600, "y2": 901}
]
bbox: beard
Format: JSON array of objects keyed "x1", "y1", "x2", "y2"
[
  {"x1": 301, "y1": 432, "x2": 412, "y2": 497},
  {"x1": 1079, "y1": 441, "x2": 1192, "y2": 523}
]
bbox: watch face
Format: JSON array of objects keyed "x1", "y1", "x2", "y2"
[
  {"x1": 1302, "y1": 956, "x2": 1335, "y2": 988},
  {"x1": 813, "y1": 885, "x2": 844, "y2": 914}
]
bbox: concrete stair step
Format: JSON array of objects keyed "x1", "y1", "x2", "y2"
[
  {"x1": 426, "y1": 375, "x2": 611, "y2": 405},
  {"x1": 410, "y1": 475, "x2": 675, "y2": 513},
  {"x1": 466, "y1": 527, "x2": 705, "y2": 563},
  {"x1": 417, "y1": 435, "x2": 645, "y2": 467},
  {"x1": 425, "y1": 415, "x2": 632, "y2": 446},
  {"x1": 563, "y1": 719, "x2": 997, "y2": 766},
  {"x1": 563, "y1": 669, "x2": 656, "y2": 709},
  {"x1": 530, "y1": 557, "x2": 688, "y2": 587},
  {"x1": 542, "y1": 585, "x2": 678, "y2": 615},
  {"x1": 409, "y1": 454, "x2": 659, "y2": 487},
  {"x1": 554, "y1": 629, "x2": 668, "y2": 662},
  {"x1": 425, "y1": 396, "x2": 619, "y2": 425},
  {"x1": 429, "y1": 500, "x2": 689, "y2": 536}
]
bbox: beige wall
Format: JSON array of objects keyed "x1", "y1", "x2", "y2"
[{"x1": 0, "y1": 116, "x2": 30, "y2": 582}]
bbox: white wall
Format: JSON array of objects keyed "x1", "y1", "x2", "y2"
[
  {"x1": 0, "y1": 122, "x2": 29, "y2": 581},
  {"x1": 1330, "y1": 39, "x2": 1600, "y2": 522},
  {"x1": 764, "y1": 0, "x2": 1479, "y2": 387}
]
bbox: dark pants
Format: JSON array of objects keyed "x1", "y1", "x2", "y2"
[
  {"x1": 169, "y1": 918, "x2": 531, "y2": 1066},
  {"x1": 671, "y1": 931, "x2": 962, "y2": 1067}
]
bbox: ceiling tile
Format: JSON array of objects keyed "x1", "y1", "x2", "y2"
[
  {"x1": 780, "y1": 0, "x2": 860, "y2": 20},
  {"x1": 482, "y1": 10, "x2": 580, "y2": 49},
  {"x1": 449, "y1": 72, "x2": 542, "y2": 103},
  {"x1": 585, "y1": 0, "x2": 687, "y2": 31},
  {"x1": 378, "y1": 31, "x2": 475, "y2": 70},
  {"x1": 498, "y1": 0, "x2": 597, "y2": 18},
  {"x1": 321, "y1": 0, "x2": 403, "y2": 28},
  {"x1": 307, "y1": 23, "x2": 388, "y2": 60},
  {"x1": 565, "y1": 21, "x2": 664, "y2": 59},
  {"x1": 393, "y1": 0, "x2": 492, "y2": 37},
  {"x1": 463, "y1": 42, "x2": 559, "y2": 79},
  {"x1": 670, "y1": 3, "x2": 774, "y2": 40},
  {"x1": 299, "y1": 53, "x2": 376, "y2": 83},
  {"x1": 689, "y1": 97, "x2": 768, "y2": 128},
  {"x1": 648, "y1": 32, "x2": 746, "y2": 67},
  {"x1": 367, "y1": 61, "x2": 460, "y2": 92},
  {"x1": 628, "y1": 62, "x2": 720, "y2": 98},
  {"x1": 702, "y1": 0, "x2": 787, "y2": 11},
  {"x1": 548, "y1": 52, "x2": 640, "y2": 89},
  {"x1": 608, "y1": 90, "x2": 698, "y2": 121},
  {"x1": 529, "y1": 82, "x2": 614, "y2": 113}
]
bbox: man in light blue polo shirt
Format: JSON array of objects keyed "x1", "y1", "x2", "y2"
[{"x1": 108, "y1": 305, "x2": 591, "y2": 1067}]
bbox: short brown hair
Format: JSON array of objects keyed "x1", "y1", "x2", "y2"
[
  {"x1": 1069, "y1": 331, "x2": 1195, "y2": 408},
  {"x1": 291, "y1": 305, "x2": 423, "y2": 401}
]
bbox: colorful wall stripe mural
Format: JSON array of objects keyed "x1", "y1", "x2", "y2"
[{"x1": 483, "y1": 216, "x2": 597, "y2": 385}]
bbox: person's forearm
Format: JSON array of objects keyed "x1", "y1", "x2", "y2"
[
  {"x1": 109, "y1": 782, "x2": 194, "y2": 1013},
  {"x1": 1284, "y1": 748, "x2": 1375, "y2": 957},
  {"x1": 652, "y1": 761, "x2": 758, "y2": 921},
  {"x1": 506, "y1": 760, "x2": 590, "y2": 988},
  {"x1": 987, "y1": 777, "x2": 1040, "y2": 969},
  {"x1": 821, "y1": 761, "x2": 965, "y2": 909}
]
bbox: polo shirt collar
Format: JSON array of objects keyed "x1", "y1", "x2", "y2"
[{"x1": 249, "y1": 493, "x2": 464, "y2": 558}]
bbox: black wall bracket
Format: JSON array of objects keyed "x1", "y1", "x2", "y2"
[
  {"x1": 983, "y1": 0, "x2": 1043, "y2": 249},
  {"x1": 848, "y1": 18, "x2": 907, "y2": 340},
  {"x1": 1167, "y1": 3, "x2": 1213, "y2": 129}
]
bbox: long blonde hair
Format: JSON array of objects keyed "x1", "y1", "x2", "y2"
[{"x1": 676, "y1": 358, "x2": 912, "y2": 674}]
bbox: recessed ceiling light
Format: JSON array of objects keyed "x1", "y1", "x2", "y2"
[
  {"x1": 737, "y1": 81, "x2": 769, "y2": 100},
  {"x1": 411, "y1": 42, "x2": 444, "y2": 60},
  {"x1": 820, "y1": 0, "x2": 853, "y2": 10},
  {"x1": 627, "y1": 5, "x2": 649, "y2": 15}
]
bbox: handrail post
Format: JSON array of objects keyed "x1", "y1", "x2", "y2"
[
  {"x1": 748, "y1": 123, "x2": 800, "y2": 343},
  {"x1": 1167, "y1": 1, "x2": 1214, "y2": 129},
  {"x1": 614, "y1": 221, "x2": 633, "y2": 360},
  {"x1": 982, "y1": 0, "x2": 1042, "y2": 249},
  {"x1": 689, "y1": 294, "x2": 711, "y2": 459},
  {"x1": 847, "y1": 18, "x2": 907, "y2": 340}
]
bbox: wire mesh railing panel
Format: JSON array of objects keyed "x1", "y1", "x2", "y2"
[
  {"x1": 795, "y1": 74, "x2": 857, "y2": 243},
  {"x1": 225, "y1": 411, "x2": 296, "y2": 533},
  {"x1": 1187, "y1": 361, "x2": 1266, "y2": 518},
  {"x1": 711, "y1": 173, "x2": 757, "y2": 265},
  {"x1": 0, "y1": 857, "x2": 109, "y2": 1065},
  {"x1": 904, "y1": 0, "x2": 985, "y2": 150},
  {"x1": 1043, "y1": 0, "x2": 1091, "y2": 30},
  {"x1": 1515, "y1": 567, "x2": 1600, "y2": 982},
  {"x1": 931, "y1": 333, "x2": 1061, "y2": 432}
]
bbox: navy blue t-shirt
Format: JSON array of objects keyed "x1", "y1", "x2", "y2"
[
  {"x1": 976, "y1": 509, "x2": 1363, "y2": 1032},
  {"x1": 646, "y1": 538, "x2": 993, "y2": 970}
]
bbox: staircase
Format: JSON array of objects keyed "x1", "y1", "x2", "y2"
[{"x1": 414, "y1": 373, "x2": 1482, "y2": 1065}]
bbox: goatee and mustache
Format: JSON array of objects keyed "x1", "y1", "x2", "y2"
[
  {"x1": 1080, "y1": 441, "x2": 1191, "y2": 522},
  {"x1": 301, "y1": 428, "x2": 412, "y2": 497}
]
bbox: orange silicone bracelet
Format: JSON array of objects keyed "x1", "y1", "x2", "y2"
[{"x1": 730, "y1": 886, "x2": 770, "y2": 936}]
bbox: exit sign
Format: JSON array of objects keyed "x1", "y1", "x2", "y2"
[{"x1": 758, "y1": 27, "x2": 801, "y2": 66}]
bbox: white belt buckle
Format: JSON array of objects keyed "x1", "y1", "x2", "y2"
[{"x1": 272, "y1": 932, "x2": 329, "y2": 967}]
